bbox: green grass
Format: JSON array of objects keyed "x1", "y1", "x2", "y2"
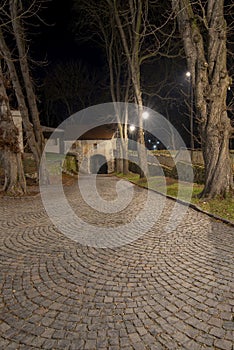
[
  {"x1": 192, "y1": 196, "x2": 234, "y2": 222},
  {"x1": 45, "y1": 152, "x2": 64, "y2": 161},
  {"x1": 45, "y1": 152, "x2": 64, "y2": 175},
  {"x1": 116, "y1": 172, "x2": 234, "y2": 223},
  {"x1": 22, "y1": 152, "x2": 71, "y2": 176}
]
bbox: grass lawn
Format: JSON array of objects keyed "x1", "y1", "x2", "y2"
[
  {"x1": 22, "y1": 152, "x2": 77, "y2": 176},
  {"x1": 116, "y1": 172, "x2": 234, "y2": 223}
]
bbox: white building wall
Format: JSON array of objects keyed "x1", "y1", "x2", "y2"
[
  {"x1": 44, "y1": 138, "x2": 60, "y2": 154},
  {"x1": 64, "y1": 138, "x2": 117, "y2": 174}
]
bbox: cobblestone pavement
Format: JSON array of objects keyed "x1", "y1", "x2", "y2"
[{"x1": 0, "y1": 175, "x2": 233, "y2": 350}]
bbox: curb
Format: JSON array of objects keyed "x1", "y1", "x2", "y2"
[{"x1": 118, "y1": 176, "x2": 234, "y2": 228}]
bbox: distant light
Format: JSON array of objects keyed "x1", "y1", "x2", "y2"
[
  {"x1": 129, "y1": 124, "x2": 135, "y2": 132},
  {"x1": 156, "y1": 141, "x2": 160, "y2": 145},
  {"x1": 153, "y1": 145, "x2": 157, "y2": 149},
  {"x1": 148, "y1": 139, "x2": 151, "y2": 143},
  {"x1": 228, "y1": 86, "x2": 231, "y2": 90},
  {"x1": 186, "y1": 71, "x2": 191, "y2": 78},
  {"x1": 142, "y1": 111, "x2": 149, "y2": 119}
]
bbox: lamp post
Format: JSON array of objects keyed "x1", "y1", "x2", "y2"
[{"x1": 186, "y1": 71, "x2": 194, "y2": 159}]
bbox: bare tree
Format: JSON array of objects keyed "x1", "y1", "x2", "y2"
[
  {"x1": 43, "y1": 60, "x2": 105, "y2": 123},
  {"x1": 9, "y1": 0, "x2": 44, "y2": 153},
  {"x1": 172, "y1": 0, "x2": 233, "y2": 198},
  {"x1": 97, "y1": 3, "x2": 132, "y2": 174},
  {"x1": 0, "y1": 62, "x2": 26, "y2": 195},
  {"x1": 105, "y1": 0, "x2": 174, "y2": 177},
  {"x1": 75, "y1": 0, "x2": 168, "y2": 177},
  {"x1": 72, "y1": 0, "x2": 133, "y2": 174},
  {"x1": 0, "y1": 0, "x2": 48, "y2": 184},
  {"x1": 107, "y1": 0, "x2": 150, "y2": 177}
]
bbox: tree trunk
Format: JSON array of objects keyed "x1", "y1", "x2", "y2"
[
  {"x1": 0, "y1": 27, "x2": 41, "y2": 168},
  {"x1": 137, "y1": 104, "x2": 148, "y2": 178},
  {"x1": 1, "y1": 150, "x2": 26, "y2": 195},
  {"x1": 116, "y1": 130, "x2": 123, "y2": 173},
  {"x1": 0, "y1": 64, "x2": 26, "y2": 195},
  {"x1": 201, "y1": 112, "x2": 233, "y2": 198},
  {"x1": 108, "y1": 26, "x2": 130, "y2": 176},
  {"x1": 122, "y1": 139, "x2": 129, "y2": 175},
  {"x1": 121, "y1": 105, "x2": 130, "y2": 175},
  {"x1": 113, "y1": 0, "x2": 148, "y2": 178},
  {"x1": 172, "y1": 0, "x2": 233, "y2": 198},
  {"x1": 10, "y1": 0, "x2": 44, "y2": 153},
  {"x1": 0, "y1": 17, "x2": 49, "y2": 185}
]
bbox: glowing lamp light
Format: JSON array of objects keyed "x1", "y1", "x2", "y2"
[
  {"x1": 142, "y1": 111, "x2": 149, "y2": 119},
  {"x1": 186, "y1": 71, "x2": 191, "y2": 78},
  {"x1": 129, "y1": 124, "x2": 136, "y2": 132}
]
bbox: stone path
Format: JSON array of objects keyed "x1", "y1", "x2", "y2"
[{"x1": 0, "y1": 175, "x2": 233, "y2": 349}]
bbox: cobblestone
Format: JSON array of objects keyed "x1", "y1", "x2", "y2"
[{"x1": 0, "y1": 175, "x2": 233, "y2": 349}]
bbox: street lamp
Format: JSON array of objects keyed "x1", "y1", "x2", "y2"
[
  {"x1": 186, "y1": 71, "x2": 194, "y2": 155},
  {"x1": 129, "y1": 124, "x2": 136, "y2": 132}
]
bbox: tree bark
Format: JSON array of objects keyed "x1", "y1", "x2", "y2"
[
  {"x1": 172, "y1": 0, "x2": 233, "y2": 198},
  {"x1": 10, "y1": 0, "x2": 44, "y2": 153},
  {"x1": 0, "y1": 2, "x2": 49, "y2": 185},
  {"x1": 1, "y1": 150, "x2": 26, "y2": 195},
  {"x1": 0, "y1": 63, "x2": 26, "y2": 195},
  {"x1": 0, "y1": 27, "x2": 41, "y2": 168},
  {"x1": 107, "y1": 12, "x2": 130, "y2": 175}
]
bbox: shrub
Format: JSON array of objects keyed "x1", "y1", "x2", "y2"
[{"x1": 62, "y1": 154, "x2": 78, "y2": 174}]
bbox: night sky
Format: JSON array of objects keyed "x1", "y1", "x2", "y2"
[
  {"x1": 31, "y1": 0, "x2": 233, "y2": 147},
  {"x1": 36, "y1": 0, "x2": 75, "y2": 62},
  {"x1": 35, "y1": 0, "x2": 102, "y2": 67},
  {"x1": 31, "y1": 1, "x2": 191, "y2": 145}
]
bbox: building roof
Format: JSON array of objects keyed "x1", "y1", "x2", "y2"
[
  {"x1": 41, "y1": 126, "x2": 64, "y2": 133},
  {"x1": 64, "y1": 124, "x2": 116, "y2": 140}
]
